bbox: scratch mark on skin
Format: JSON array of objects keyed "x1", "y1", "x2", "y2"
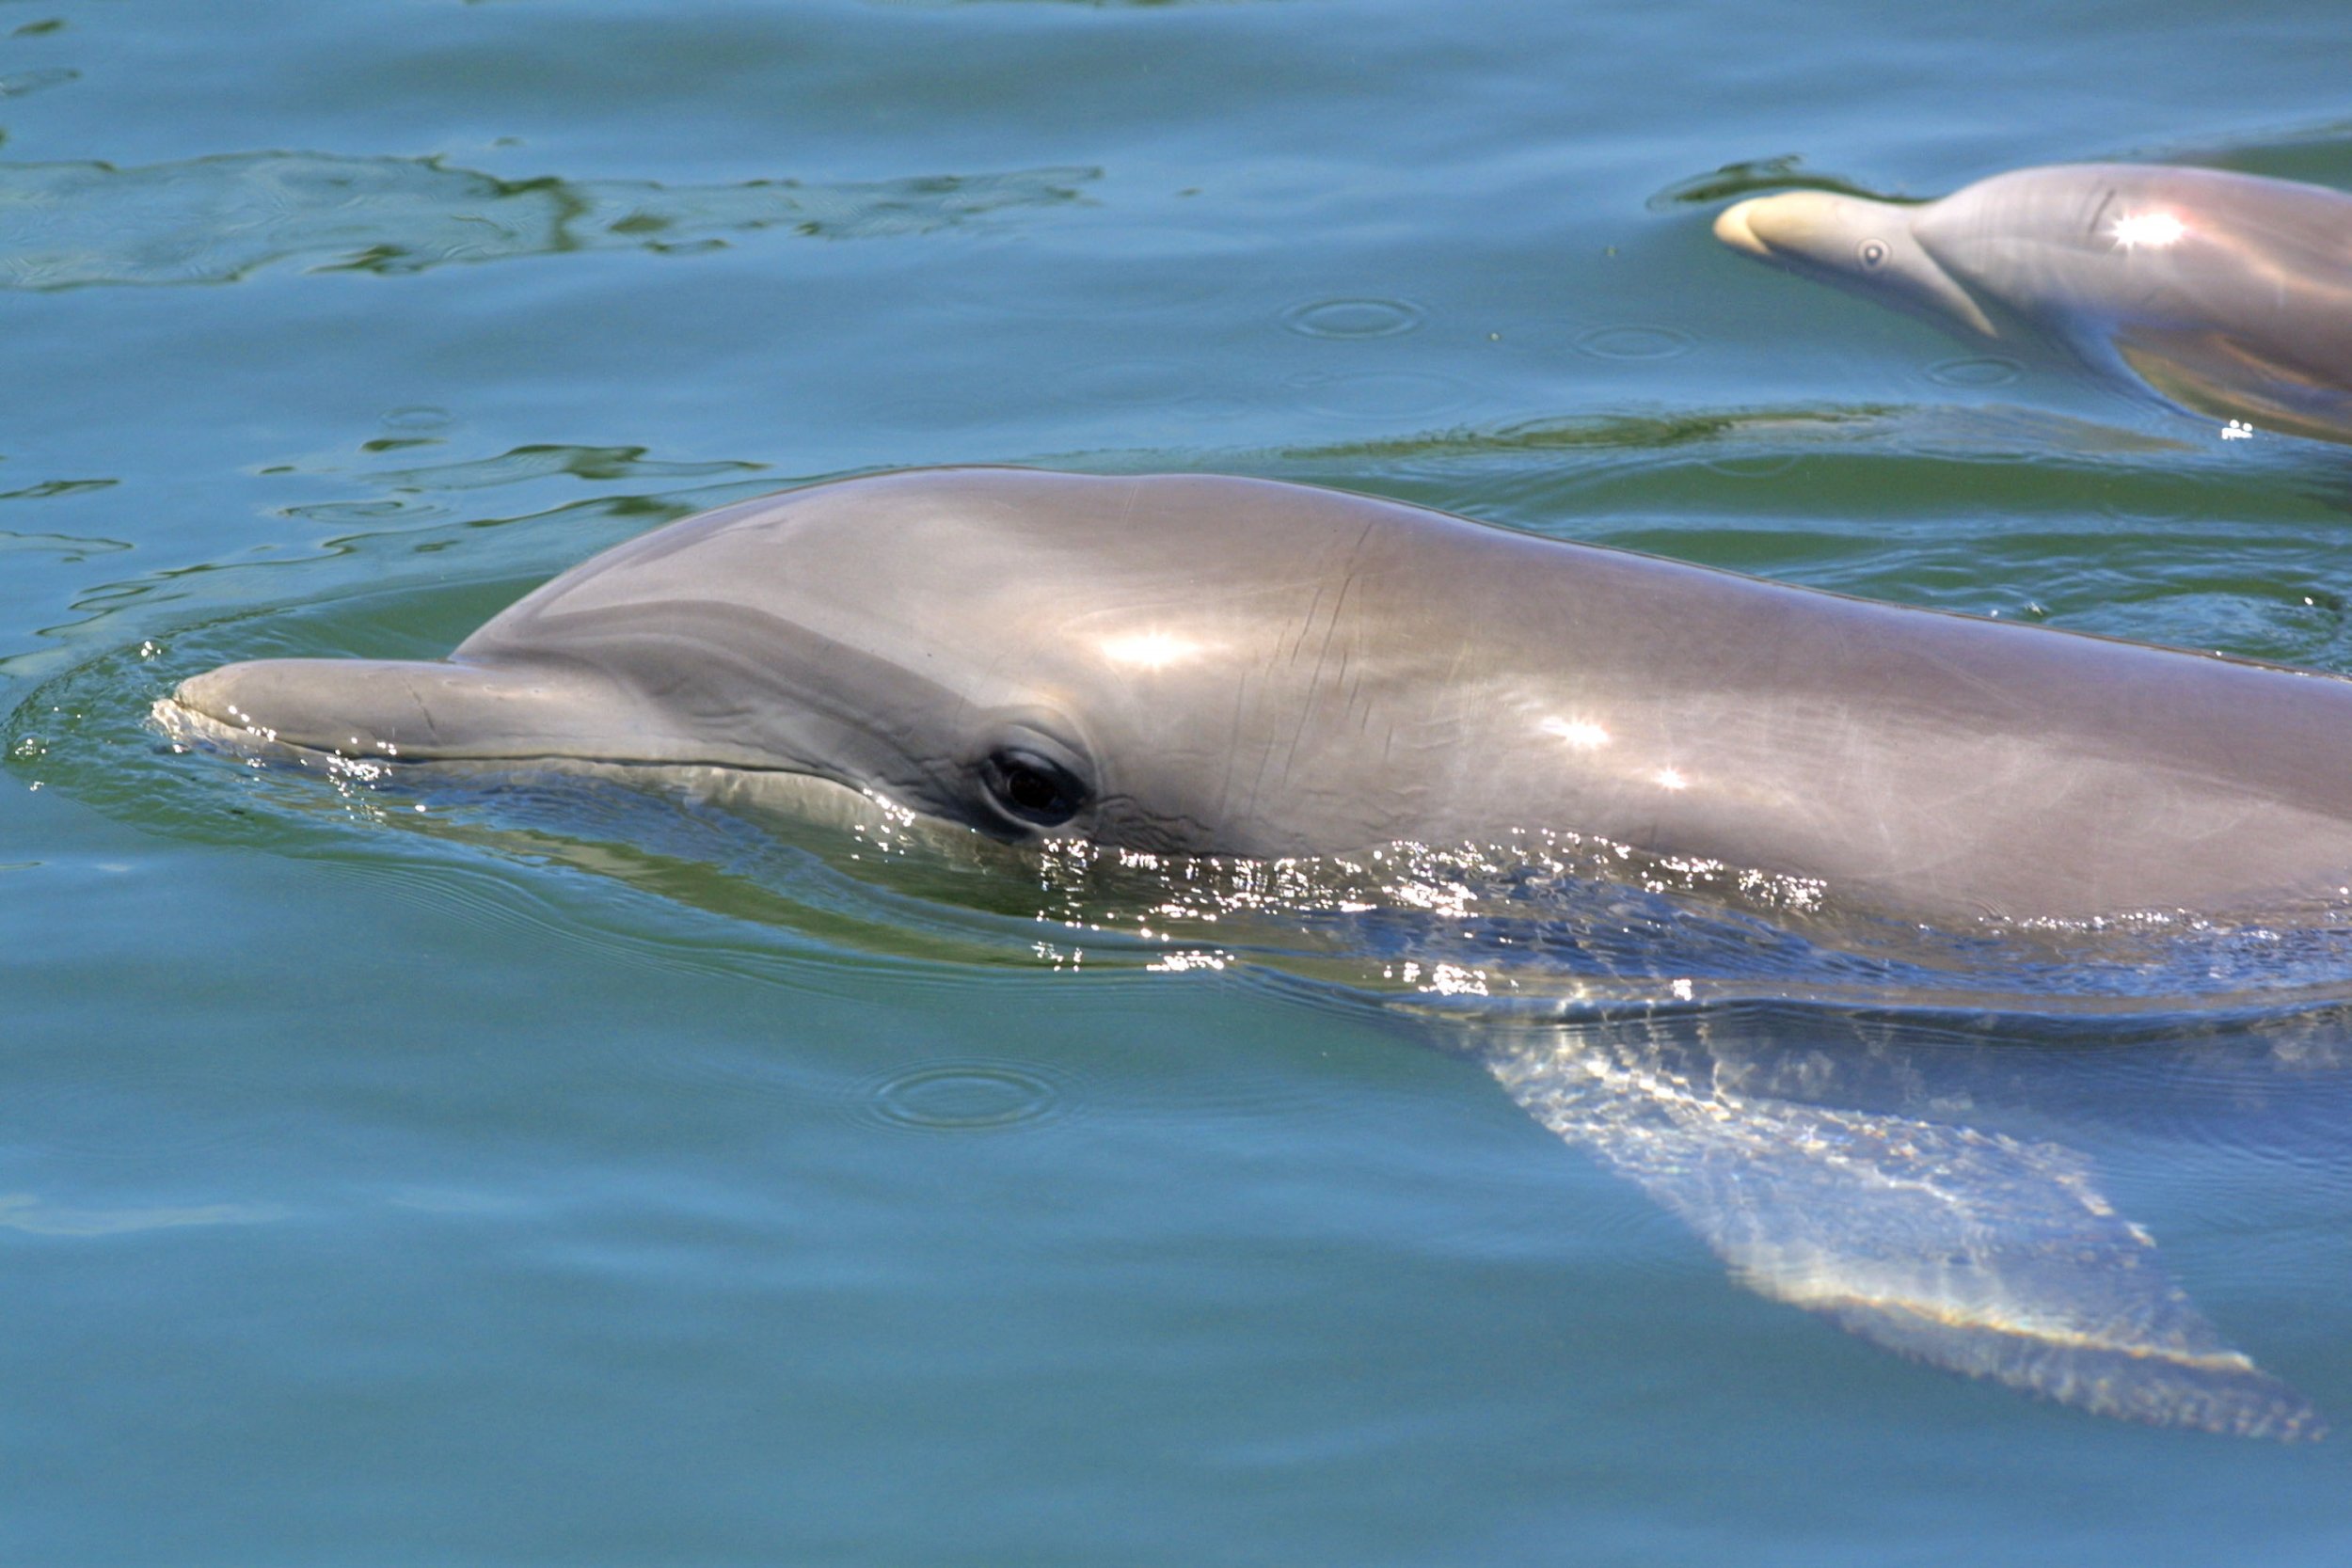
[
  {"x1": 401, "y1": 676, "x2": 443, "y2": 752},
  {"x1": 1267, "y1": 519, "x2": 1378, "y2": 801},
  {"x1": 1285, "y1": 567, "x2": 1361, "y2": 790},
  {"x1": 2086, "y1": 187, "x2": 2119, "y2": 244},
  {"x1": 1215, "y1": 662, "x2": 1254, "y2": 832},
  {"x1": 1287, "y1": 583, "x2": 1328, "y2": 669},
  {"x1": 1911, "y1": 641, "x2": 2037, "y2": 719}
]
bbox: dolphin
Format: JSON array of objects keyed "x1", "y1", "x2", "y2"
[
  {"x1": 1713, "y1": 163, "x2": 2352, "y2": 441},
  {"x1": 168, "y1": 466, "x2": 2352, "y2": 926},
  {"x1": 159, "y1": 467, "x2": 2347, "y2": 1434}
]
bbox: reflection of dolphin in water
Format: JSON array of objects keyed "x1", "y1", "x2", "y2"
[
  {"x1": 1714, "y1": 164, "x2": 2352, "y2": 442},
  {"x1": 160, "y1": 467, "x2": 2344, "y2": 1434}
]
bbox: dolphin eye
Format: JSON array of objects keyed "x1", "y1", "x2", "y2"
[
  {"x1": 981, "y1": 747, "x2": 1088, "y2": 828},
  {"x1": 1858, "y1": 239, "x2": 1890, "y2": 269}
]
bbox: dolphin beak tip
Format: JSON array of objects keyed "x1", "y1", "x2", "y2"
[
  {"x1": 169, "y1": 665, "x2": 241, "y2": 726},
  {"x1": 172, "y1": 660, "x2": 310, "y2": 731},
  {"x1": 1713, "y1": 198, "x2": 1770, "y2": 257},
  {"x1": 162, "y1": 658, "x2": 358, "y2": 753},
  {"x1": 151, "y1": 675, "x2": 250, "y2": 753}
]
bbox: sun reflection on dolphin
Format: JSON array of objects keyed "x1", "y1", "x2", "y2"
[
  {"x1": 1540, "y1": 716, "x2": 1613, "y2": 750},
  {"x1": 1096, "y1": 630, "x2": 1213, "y2": 670},
  {"x1": 2110, "y1": 209, "x2": 2188, "y2": 251}
]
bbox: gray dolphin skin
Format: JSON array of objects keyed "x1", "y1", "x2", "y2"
[
  {"x1": 165, "y1": 467, "x2": 2343, "y2": 1436},
  {"x1": 1714, "y1": 163, "x2": 2352, "y2": 440},
  {"x1": 171, "y1": 466, "x2": 2352, "y2": 925}
]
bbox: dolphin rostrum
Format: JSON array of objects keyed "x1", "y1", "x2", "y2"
[
  {"x1": 161, "y1": 467, "x2": 2344, "y2": 1435},
  {"x1": 1715, "y1": 163, "x2": 2352, "y2": 441}
]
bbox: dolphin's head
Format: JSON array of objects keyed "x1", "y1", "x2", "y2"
[
  {"x1": 167, "y1": 468, "x2": 1494, "y2": 859},
  {"x1": 1715, "y1": 190, "x2": 1997, "y2": 339}
]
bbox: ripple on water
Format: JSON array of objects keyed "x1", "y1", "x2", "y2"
[
  {"x1": 0, "y1": 152, "x2": 1098, "y2": 289},
  {"x1": 1699, "y1": 452, "x2": 1803, "y2": 480},
  {"x1": 1573, "y1": 325, "x2": 1696, "y2": 361},
  {"x1": 1927, "y1": 356, "x2": 2025, "y2": 388},
  {"x1": 1646, "y1": 155, "x2": 1885, "y2": 212},
  {"x1": 860, "y1": 1060, "x2": 1069, "y2": 1134},
  {"x1": 0, "y1": 66, "x2": 75, "y2": 100},
  {"x1": 1279, "y1": 296, "x2": 1427, "y2": 340},
  {"x1": 2067, "y1": 586, "x2": 2348, "y2": 663},
  {"x1": 279, "y1": 498, "x2": 443, "y2": 525}
]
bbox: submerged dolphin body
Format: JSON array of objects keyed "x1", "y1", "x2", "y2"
[
  {"x1": 165, "y1": 467, "x2": 2344, "y2": 1435},
  {"x1": 1714, "y1": 163, "x2": 2352, "y2": 441}
]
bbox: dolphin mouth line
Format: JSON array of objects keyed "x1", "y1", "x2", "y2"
[
  {"x1": 155, "y1": 694, "x2": 942, "y2": 842},
  {"x1": 151, "y1": 694, "x2": 864, "y2": 793}
]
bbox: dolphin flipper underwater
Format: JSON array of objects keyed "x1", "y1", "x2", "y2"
[
  {"x1": 159, "y1": 467, "x2": 2346, "y2": 1436},
  {"x1": 1478, "y1": 1012, "x2": 2322, "y2": 1439},
  {"x1": 1714, "y1": 163, "x2": 2352, "y2": 443}
]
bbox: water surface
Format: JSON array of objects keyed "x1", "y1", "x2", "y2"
[{"x1": 9, "y1": 1, "x2": 2352, "y2": 1562}]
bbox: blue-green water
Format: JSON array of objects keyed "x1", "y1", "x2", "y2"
[{"x1": 10, "y1": 1, "x2": 2352, "y2": 1561}]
